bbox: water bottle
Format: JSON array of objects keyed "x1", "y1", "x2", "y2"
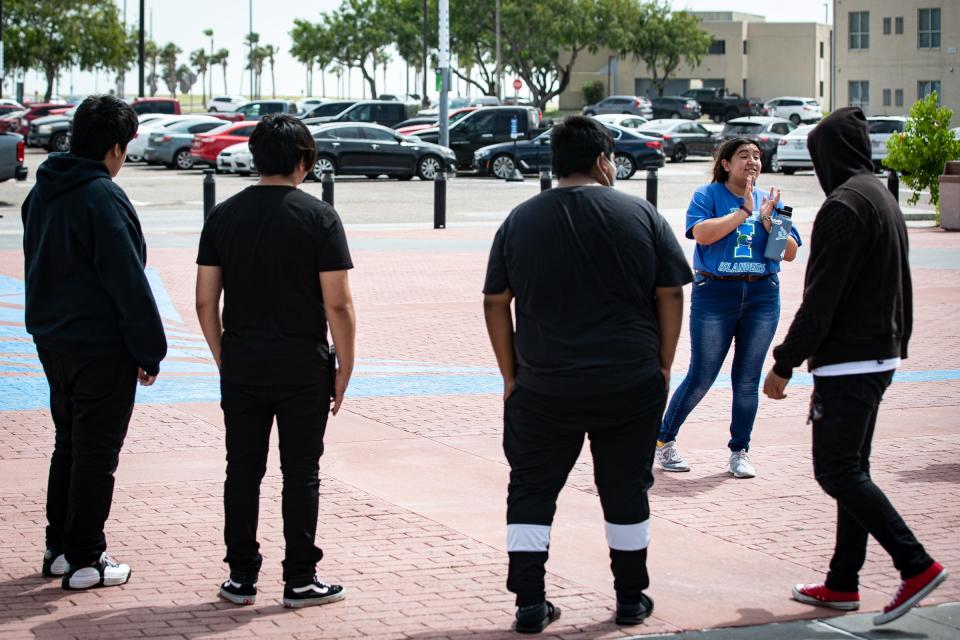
[{"x1": 763, "y1": 206, "x2": 793, "y2": 261}]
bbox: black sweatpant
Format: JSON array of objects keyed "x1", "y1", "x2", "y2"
[
  {"x1": 38, "y1": 348, "x2": 139, "y2": 568},
  {"x1": 503, "y1": 373, "x2": 666, "y2": 606},
  {"x1": 811, "y1": 371, "x2": 933, "y2": 592},
  {"x1": 220, "y1": 379, "x2": 329, "y2": 586}
]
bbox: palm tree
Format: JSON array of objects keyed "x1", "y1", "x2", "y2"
[
  {"x1": 190, "y1": 49, "x2": 209, "y2": 106},
  {"x1": 212, "y1": 48, "x2": 230, "y2": 94},
  {"x1": 244, "y1": 32, "x2": 260, "y2": 98},
  {"x1": 203, "y1": 29, "x2": 214, "y2": 97},
  {"x1": 263, "y1": 45, "x2": 277, "y2": 98}
]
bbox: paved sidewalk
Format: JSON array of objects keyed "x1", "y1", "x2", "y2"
[{"x1": 0, "y1": 214, "x2": 957, "y2": 640}]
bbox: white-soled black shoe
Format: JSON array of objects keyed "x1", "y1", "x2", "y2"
[
  {"x1": 282, "y1": 576, "x2": 346, "y2": 608},
  {"x1": 42, "y1": 549, "x2": 69, "y2": 577},
  {"x1": 218, "y1": 578, "x2": 257, "y2": 605},
  {"x1": 61, "y1": 552, "x2": 130, "y2": 590}
]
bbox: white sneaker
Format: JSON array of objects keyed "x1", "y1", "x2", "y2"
[
  {"x1": 728, "y1": 450, "x2": 756, "y2": 478},
  {"x1": 655, "y1": 441, "x2": 691, "y2": 472},
  {"x1": 42, "y1": 549, "x2": 69, "y2": 577},
  {"x1": 62, "y1": 552, "x2": 131, "y2": 590}
]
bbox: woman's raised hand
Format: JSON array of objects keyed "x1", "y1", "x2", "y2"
[
  {"x1": 742, "y1": 175, "x2": 755, "y2": 213},
  {"x1": 761, "y1": 186, "x2": 782, "y2": 216}
]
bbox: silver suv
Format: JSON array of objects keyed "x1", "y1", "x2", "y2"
[{"x1": 582, "y1": 95, "x2": 653, "y2": 119}]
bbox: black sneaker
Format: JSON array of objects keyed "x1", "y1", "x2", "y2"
[
  {"x1": 42, "y1": 549, "x2": 69, "y2": 577},
  {"x1": 218, "y1": 578, "x2": 257, "y2": 605},
  {"x1": 282, "y1": 576, "x2": 346, "y2": 609},
  {"x1": 514, "y1": 601, "x2": 561, "y2": 634},
  {"x1": 615, "y1": 592, "x2": 654, "y2": 625},
  {"x1": 61, "y1": 552, "x2": 131, "y2": 590}
]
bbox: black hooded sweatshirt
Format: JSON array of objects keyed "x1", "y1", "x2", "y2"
[
  {"x1": 772, "y1": 107, "x2": 912, "y2": 378},
  {"x1": 21, "y1": 153, "x2": 167, "y2": 375}
]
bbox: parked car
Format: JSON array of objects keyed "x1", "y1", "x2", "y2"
[
  {"x1": 28, "y1": 106, "x2": 78, "y2": 151},
  {"x1": 764, "y1": 97, "x2": 823, "y2": 125},
  {"x1": 131, "y1": 97, "x2": 181, "y2": 115},
  {"x1": 217, "y1": 142, "x2": 256, "y2": 176},
  {"x1": 635, "y1": 119, "x2": 717, "y2": 162},
  {"x1": 681, "y1": 88, "x2": 752, "y2": 122},
  {"x1": 127, "y1": 114, "x2": 203, "y2": 162},
  {"x1": 300, "y1": 100, "x2": 356, "y2": 121},
  {"x1": 0, "y1": 99, "x2": 25, "y2": 117},
  {"x1": 867, "y1": 116, "x2": 907, "y2": 171},
  {"x1": 719, "y1": 116, "x2": 795, "y2": 172},
  {"x1": 651, "y1": 96, "x2": 701, "y2": 120},
  {"x1": 394, "y1": 107, "x2": 478, "y2": 136},
  {"x1": 0, "y1": 110, "x2": 26, "y2": 135},
  {"x1": 207, "y1": 95, "x2": 247, "y2": 112},
  {"x1": 473, "y1": 123, "x2": 664, "y2": 180},
  {"x1": 143, "y1": 117, "x2": 228, "y2": 169},
  {"x1": 413, "y1": 106, "x2": 541, "y2": 168},
  {"x1": 582, "y1": 95, "x2": 653, "y2": 119},
  {"x1": 190, "y1": 121, "x2": 259, "y2": 166},
  {"x1": 304, "y1": 100, "x2": 415, "y2": 128},
  {"x1": 297, "y1": 97, "x2": 326, "y2": 112},
  {"x1": 15, "y1": 103, "x2": 71, "y2": 135},
  {"x1": 309, "y1": 122, "x2": 457, "y2": 181},
  {"x1": 445, "y1": 95, "x2": 501, "y2": 110},
  {"x1": 776, "y1": 124, "x2": 816, "y2": 174},
  {"x1": 591, "y1": 113, "x2": 649, "y2": 130},
  {"x1": 0, "y1": 132, "x2": 28, "y2": 182}
]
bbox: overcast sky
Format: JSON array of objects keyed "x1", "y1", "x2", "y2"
[{"x1": 12, "y1": 0, "x2": 833, "y2": 103}]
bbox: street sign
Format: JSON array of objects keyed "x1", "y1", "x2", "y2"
[{"x1": 513, "y1": 78, "x2": 522, "y2": 91}]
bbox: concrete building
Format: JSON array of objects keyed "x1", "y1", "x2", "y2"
[
  {"x1": 560, "y1": 12, "x2": 831, "y2": 112},
  {"x1": 834, "y1": 0, "x2": 958, "y2": 126}
]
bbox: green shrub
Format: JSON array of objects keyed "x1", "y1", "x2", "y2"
[
  {"x1": 884, "y1": 92, "x2": 960, "y2": 213},
  {"x1": 582, "y1": 80, "x2": 605, "y2": 106}
]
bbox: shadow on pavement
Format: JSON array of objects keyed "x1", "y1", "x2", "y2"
[
  {"x1": 0, "y1": 574, "x2": 76, "y2": 624},
  {"x1": 404, "y1": 617, "x2": 663, "y2": 639},
  {"x1": 897, "y1": 462, "x2": 960, "y2": 484},
  {"x1": 651, "y1": 471, "x2": 731, "y2": 498}
]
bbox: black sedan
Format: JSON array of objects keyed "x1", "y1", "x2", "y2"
[
  {"x1": 308, "y1": 122, "x2": 457, "y2": 181},
  {"x1": 719, "y1": 117, "x2": 795, "y2": 173},
  {"x1": 636, "y1": 119, "x2": 718, "y2": 163},
  {"x1": 472, "y1": 125, "x2": 665, "y2": 180}
]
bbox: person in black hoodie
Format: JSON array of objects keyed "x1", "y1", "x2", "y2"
[
  {"x1": 763, "y1": 107, "x2": 947, "y2": 625},
  {"x1": 22, "y1": 95, "x2": 167, "y2": 591}
]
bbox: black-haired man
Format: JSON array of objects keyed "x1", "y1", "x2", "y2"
[
  {"x1": 196, "y1": 113, "x2": 355, "y2": 608},
  {"x1": 483, "y1": 116, "x2": 692, "y2": 632},
  {"x1": 22, "y1": 95, "x2": 167, "y2": 590}
]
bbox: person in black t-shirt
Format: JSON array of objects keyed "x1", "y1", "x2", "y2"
[
  {"x1": 196, "y1": 114, "x2": 356, "y2": 609},
  {"x1": 483, "y1": 116, "x2": 692, "y2": 633}
]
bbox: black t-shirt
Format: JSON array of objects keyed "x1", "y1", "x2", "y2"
[
  {"x1": 483, "y1": 186, "x2": 692, "y2": 396},
  {"x1": 197, "y1": 186, "x2": 353, "y2": 386}
]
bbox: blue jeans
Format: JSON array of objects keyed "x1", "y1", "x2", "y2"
[{"x1": 659, "y1": 273, "x2": 781, "y2": 451}]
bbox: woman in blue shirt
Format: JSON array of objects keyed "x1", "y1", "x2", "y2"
[{"x1": 656, "y1": 137, "x2": 801, "y2": 478}]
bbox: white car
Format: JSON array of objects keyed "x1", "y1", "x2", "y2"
[
  {"x1": 765, "y1": 97, "x2": 823, "y2": 125},
  {"x1": 206, "y1": 95, "x2": 247, "y2": 112},
  {"x1": 776, "y1": 124, "x2": 816, "y2": 174},
  {"x1": 217, "y1": 142, "x2": 256, "y2": 176},
  {"x1": 128, "y1": 115, "x2": 222, "y2": 162},
  {"x1": 592, "y1": 113, "x2": 649, "y2": 130},
  {"x1": 867, "y1": 116, "x2": 907, "y2": 171},
  {"x1": 297, "y1": 97, "x2": 327, "y2": 112}
]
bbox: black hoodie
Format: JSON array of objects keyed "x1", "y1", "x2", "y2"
[
  {"x1": 772, "y1": 107, "x2": 912, "y2": 378},
  {"x1": 22, "y1": 153, "x2": 167, "y2": 375}
]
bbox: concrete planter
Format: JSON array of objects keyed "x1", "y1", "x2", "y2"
[{"x1": 941, "y1": 161, "x2": 960, "y2": 231}]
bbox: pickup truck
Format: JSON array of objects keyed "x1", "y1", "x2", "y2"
[
  {"x1": 0, "y1": 132, "x2": 28, "y2": 182},
  {"x1": 681, "y1": 88, "x2": 753, "y2": 122},
  {"x1": 411, "y1": 106, "x2": 541, "y2": 169}
]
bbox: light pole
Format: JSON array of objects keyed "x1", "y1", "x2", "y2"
[
  {"x1": 1, "y1": 0, "x2": 5, "y2": 99},
  {"x1": 495, "y1": 0, "x2": 501, "y2": 100},
  {"x1": 138, "y1": 0, "x2": 145, "y2": 97},
  {"x1": 421, "y1": 0, "x2": 428, "y2": 107},
  {"x1": 438, "y1": 0, "x2": 449, "y2": 147},
  {"x1": 248, "y1": 0, "x2": 254, "y2": 99}
]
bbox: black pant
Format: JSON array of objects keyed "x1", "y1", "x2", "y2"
[
  {"x1": 811, "y1": 371, "x2": 933, "y2": 592},
  {"x1": 221, "y1": 379, "x2": 329, "y2": 585},
  {"x1": 503, "y1": 373, "x2": 666, "y2": 606},
  {"x1": 39, "y1": 348, "x2": 138, "y2": 567}
]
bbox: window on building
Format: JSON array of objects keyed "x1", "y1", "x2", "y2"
[
  {"x1": 743, "y1": 40, "x2": 748, "y2": 55},
  {"x1": 883, "y1": 17, "x2": 891, "y2": 34},
  {"x1": 918, "y1": 80, "x2": 941, "y2": 104},
  {"x1": 820, "y1": 81, "x2": 824, "y2": 98},
  {"x1": 709, "y1": 39, "x2": 726, "y2": 55},
  {"x1": 883, "y1": 89, "x2": 892, "y2": 106},
  {"x1": 820, "y1": 41, "x2": 824, "y2": 58},
  {"x1": 895, "y1": 16, "x2": 903, "y2": 34},
  {"x1": 918, "y1": 8, "x2": 941, "y2": 48},
  {"x1": 895, "y1": 89, "x2": 904, "y2": 106},
  {"x1": 849, "y1": 11, "x2": 869, "y2": 49},
  {"x1": 849, "y1": 81, "x2": 869, "y2": 110}
]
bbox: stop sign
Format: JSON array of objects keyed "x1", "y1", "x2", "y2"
[{"x1": 513, "y1": 78, "x2": 522, "y2": 91}]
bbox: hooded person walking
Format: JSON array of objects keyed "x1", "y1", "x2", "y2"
[{"x1": 763, "y1": 107, "x2": 948, "y2": 625}]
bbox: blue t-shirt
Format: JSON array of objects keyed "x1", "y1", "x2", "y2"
[{"x1": 685, "y1": 182, "x2": 802, "y2": 275}]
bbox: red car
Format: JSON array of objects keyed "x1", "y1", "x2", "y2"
[
  {"x1": 190, "y1": 121, "x2": 258, "y2": 165},
  {"x1": 16, "y1": 103, "x2": 71, "y2": 135},
  {"x1": 395, "y1": 107, "x2": 478, "y2": 136},
  {"x1": 132, "y1": 97, "x2": 181, "y2": 116}
]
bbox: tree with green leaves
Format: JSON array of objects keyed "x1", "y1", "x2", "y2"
[
  {"x1": 615, "y1": 1, "x2": 711, "y2": 96},
  {"x1": 190, "y1": 49, "x2": 210, "y2": 105},
  {"x1": 290, "y1": 19, "x2": 321, "y2": 96},
  {"x1": 203, "y1": 29, "x2": 215, "y2": 97},
  {"x1": 884, "y1": 93, "x2": 960, "y2": 221},
  {"x1": 211, "y1": 48, "x2": 230, "y2": 94},
  {"x1": 323, "y1": 0, "x2": 393, "y2": 98},
  {"x1": 145, "y1": 40, "x2": 160, "y2": 96},
  {"x1": 244, "y1": 33, "x2": 264, "y2": 98},
  {"x1": 177, "y1": 65, "x2": 198, "y2": 101},
  {"x1": 159, "y1": 42, "x2": 182, "y2": 99},
  {"x1": 263, "y1": 45, "x2": 278, "y2": 99}
]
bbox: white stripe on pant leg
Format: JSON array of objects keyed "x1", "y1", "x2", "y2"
[
  {"x1": 605, "y1": 520, "x2": 650, "y2": 551},
  {"x1": 507, "y1": 524, "x2": 552, "y2": 552}
]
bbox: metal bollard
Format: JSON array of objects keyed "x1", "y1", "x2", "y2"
[
  {"x1": 203, "y1": 169, "x2": 216, "y2": 221},
  {"x1": 646, "y1": 168, "x2": 658, "y2": 208},
  {"x1": 540, "y1": 168, "x2": 551, "y2": 192},
  {"x1": 887, "y1": 169, "x2": 900, "y2": 204},
  {"x1": 321, "y1": 169, "x2": 335, "y2": 206},
  {"x1": 434, "y1": 169, "x2": 447, "y2": 229}
]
